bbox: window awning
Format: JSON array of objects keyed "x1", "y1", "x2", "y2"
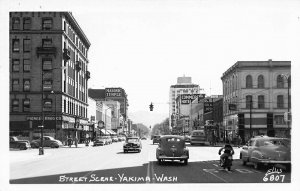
[
  {"x1": 107, "y1": 130, "x2": 116, "y2": 135},
  {"x1": 100, "y1": 129, "x2": 110, "y2": 135}
]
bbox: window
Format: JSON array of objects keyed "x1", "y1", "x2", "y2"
[
  {"x1": 274, "y1": 115, "x2": 285, "y2": 125},
  {"x1": 23, "y1": 39, "x2": 31, "y2": 52},
  {"x1": 12, "y1": 59, "x2": 20, "y2": 72},
  {"x1": 12, "y1": 79, "x2": 19, "y2": 91},
  {"x1": 246, "y1": 95, "x2": 253, "y2": 109},
  {"x1": 23, "y1": 79, "x2": 30, "y2": 91},
  {"x1": 277, "y1": 75, "x2": 284, "y2": 88},
  {"x1": 12, "y1": 99, "x2": 19, "y2": 112},
  {"x1": 258, "y1": 95, "x2": 265, "y2": 109},
  {"x1": 43, "y1": 99, "x2": 52, "y2": 111},
  {"x1": 42, "y1": 59, "x2": 52, "y2": 70},
  {"x1": 23, "y1": 59, "x2": 31, "y2": 72},
  {"x1": 12, "y1": 17, "x2": 20, "y2": 30},
  {"x1": 288, "y1": 76, "x2": 291, "y2": 88},
  {"x1": 12, "y1": 39, "x2": 20, "y2": 52},
  {"x1": 258, "y1": 75, "x2": 264, "y2": 88},
  {"x1": 23, "y1": 17, "x2": 31, "y2": 30},
  {"x1": 43, "y1": 80, "x2": 52, "y2": 91},
  {"x1": 42, "y1": 18, "x2": 53, "y2": 30},
  {"x1": 277, "y1": 95, "x2": 284, "y2": 108},
  {"x1": 246, "y1": 75, "x2": 253, "y2": 88},
  {"x1": 23, "y1": 99, "x2": 30, "y2": 112},
  {"x1": 42, "y1": 38, "x2": 52, "y2": 47}
]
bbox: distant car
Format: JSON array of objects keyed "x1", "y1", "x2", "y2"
[
  {"x1": 30, "y1": 136, "x2": 63, "y2": 148},
  {"x1": 123, "y1": 137, "x2": 142, "y2": 153},
  {"x1": 10, "y1": 136, "x2": 30, "y2": 150},
  {"x1": 93, "y1": 137, "x2": 107, "y2": 146},
  {"x1": 184, "y1": 135, "x2": 191, "y2": 143},
  {"x1": 190, "y1": 130, "x2": 209, "y2": 145},
  {"x1": 105, "y1": 136, "x2": 112, "y2": 144},
  {"x1": 111, "y1": 136, "x2": 119, "y2": 142},
  {"x1": 153, "y1": 135, "x2": 161, "y2": 144},
  {"x1": 141, "y1": 137, "x2": 147, "y2": 140},
  {"x1": 240, "y1": 136, "x2": 291, "y2": 169},
  {"x1": 156, "y1": 135, "x2": 189, "y2": 165}
]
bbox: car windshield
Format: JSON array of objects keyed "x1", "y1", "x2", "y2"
[
  {"x1": 263, "y1": 139, "x2": 290, "y2": 147},
  {"x1": 127, "y1": 138, "x2": 139, "y2": 143}
]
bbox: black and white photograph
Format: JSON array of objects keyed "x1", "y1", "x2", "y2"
[{"x1": 1, "y1": 0, "x2": 300, "y2": 191}]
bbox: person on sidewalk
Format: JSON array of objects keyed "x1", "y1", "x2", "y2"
[{"x1": 74, "y1": 137, "x2": 78, "y2": 148}]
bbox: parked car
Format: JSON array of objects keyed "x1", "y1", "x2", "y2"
[
  {"x1": 117, "y1": 136, "x2": 124, "y2": 142},
  {"x1": 152, "y1": 135, "x2": 161, "y2": 144},
  {"x1": 111, "y1": 136, "x2": 119, "y2": 142},
  {"x1": 240, "y1": 136, "x2": 291, "y2": 169},
  {"x1": 123, "y1": 137, "x2": 142, "y2": 153},
  {"x1": 10, "y1": 136, "x2": 30, "y2": 150},
  {"x1": 93, "y1": 137, "x2": 107, "y2": 146},
  {"x1": 156, "y1": 135, "x2": 189, "y2": 165},
  {"x1": 30, "y1": 136, "x2": 63, "y2": 148},
  {"x1": 141, "y1": 137, "x2": 147, "y2": 140},
  {"x1": 104, "y1": 136, "x2": 112, "y2": 144}
]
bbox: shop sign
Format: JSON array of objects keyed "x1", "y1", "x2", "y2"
[
  {"x1": 105, "y1": 88, "x2": 123, "y2": 97},
  {"x1": 181, "y1": 94, "x2": 202, "y2": 104},
  {"x1": 27, "y1": 116, "x2": 62, "y2": 121}
]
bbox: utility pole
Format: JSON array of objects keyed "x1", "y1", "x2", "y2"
[{"x1": 250, "y1": 98, "x2": 252, "y2": 138}]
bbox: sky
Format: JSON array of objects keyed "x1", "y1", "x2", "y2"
[
  {"x1": 2, "y1": 0, "x2": 299, "y2": 118},
  {"x1": 1, "y1": 0, "x2": 300, "y2": 190}
]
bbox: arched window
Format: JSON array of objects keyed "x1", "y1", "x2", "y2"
[
  {"x1": 258, "y1": 95, "x2": 264, "y2": 109},
  {"x1": 277, "y1": 75, "x2": 284, "y2": 88},
  {"x1": 246, "y1": 75, "x2": 253, "y2": 88},
  {"x1": 277, "y1": 95, "x2": 284, "y2": 108},
  {"x1": 258, "y1": 75, "x2": 264, "y2": 88},
  {"x1": 246, "y1": 95, "x2": 253, "y2": 109}
]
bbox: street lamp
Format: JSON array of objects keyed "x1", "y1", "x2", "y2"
[
  {"x1": 281, "y1": 74, "x2": 291, "y2": 137},
  {"x1": 51, "y1": 91, "x2": 57, "y2": 139},
  {"x1": 40, "y1": 66, "x2": 66, "y2": 155}
]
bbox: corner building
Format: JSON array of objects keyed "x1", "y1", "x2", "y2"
[
  {"x1": 221, "y1": 60, "x2": 291, "y2": 143},
  {"x1": 9, "y1": 12, "x2": 91, "y2": 142}
]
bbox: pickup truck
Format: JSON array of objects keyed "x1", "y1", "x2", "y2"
[{"x1": 10, "y1": 136, "x2": 30, "y2": 150}]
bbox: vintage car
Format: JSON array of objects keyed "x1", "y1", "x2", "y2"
[
  {"x1": 10, "y1": 136, "x2": 30, "y2": 150},
  {"x1": 152, "y1": 135, "x2": 161, "y2": 144},
  {"x1": 156, "y1": 135, "x2": 189, "y2": 165},
  {"x1": 93, "y1": 137, "x2": 107, "y2": 146},
  {"x1": 240, "y1": 136, "x2": 291, "y2": 169},
  {"x1": 123, "y1": 137, "x2": 142, "y2": 153},
  {"x1": 104, "y1": 136, "x2": 112, "y2": 144},
  {"x1": 141, "y1": 137, "x2": 147, "y2": 140},
  {"x1": 30, "y1": 136, "x2": 63, "y2": 148},
  {"x1": 111, "y1": 135, "x2": 119, "y2": 142}
]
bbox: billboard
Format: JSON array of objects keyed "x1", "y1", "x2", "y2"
[
  {"x1": 181, "y1": 94, "x2": 204, "y2": 104},
  {"x1": 105, "y1": 88, "x2": 124, "y2": 97}
]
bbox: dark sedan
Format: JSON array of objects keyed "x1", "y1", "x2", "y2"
[
  {"x1": 123, "y1": 137, "x2": 142, "y2": 153},
  {"x1": 10, "y1": 136, "x2": 30, "y2": 150},
  {"x1": 156, "y1": 135, "x2": 189, "y2": 165},
  {"x1": 30, "y1": 136, "x2": 63, "y2": 148}
]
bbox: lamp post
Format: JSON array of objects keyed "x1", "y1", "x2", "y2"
[
  {"x1": 281, "y1": 74, "x2": 291, "y2": 137},
  {"x1": 51, "y1": 91, "x2": 57, "y2": 139},
  {"x1": 40, "y1": 66, "x2": 66, "y2": 155}
]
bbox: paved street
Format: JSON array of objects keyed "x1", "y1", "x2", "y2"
[{"x1": 10, "y1": 140, "x2": 291, "y2": 184}]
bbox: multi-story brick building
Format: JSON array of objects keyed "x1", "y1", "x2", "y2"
[
  {"x1": 221, "y1": 60, "x2": 291, "y2": 143},
  {"x1": 9, "y1": 12, "x2": 91, "y2": 142}
]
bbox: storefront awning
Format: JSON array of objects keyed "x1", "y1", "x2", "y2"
[{"x1": 108, "y1": 130, "x2": 117, "y2": 135}]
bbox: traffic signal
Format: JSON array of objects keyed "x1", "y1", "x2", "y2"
[{"x1": 149, "y1": 102, "x2": 154, "y2": 111}]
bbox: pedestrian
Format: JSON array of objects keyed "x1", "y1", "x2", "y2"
[
  {"x1": 237, "y1": 135, "x2": 242, "y2": 148},
  {"x1": 67, "y1": 136, "x2": 73, "y2": 147},
  {"x1": 74, "y1": 137, "x2": 78, "y2": 148}
]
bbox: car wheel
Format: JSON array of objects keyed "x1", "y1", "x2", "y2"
[
  {"x1": 50, "y1": 144, "x2": 56, "y2": 148},
  {"x1": 184, "y1": 159, "x2": 188, "y2": 165},
  {"x1": 19, "y1": 145, "x2": 26, "y2": 150},
  {"x1": 158, "y1": 159, "x2": 162, "y2": 165},
  {"x1": 253, "y1": 162, "x2": 261, "y2": 170},
  {"x1": 31, "y1": 144, "x2": 37, "y2": 148},
  {"x1": 190, "y1": 143, "x2": 194, "y2": 146}
]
